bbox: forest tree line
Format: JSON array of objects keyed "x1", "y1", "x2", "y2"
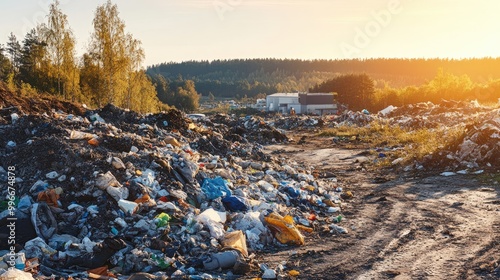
[
  {"x1": 309, "y1": 70, "x2": 500, "y2": 112},
  {"x1": 147, "y1": 58, "x2": 500, "y2": 96},
  {"x1": 149, "y1": 58, "x2": 500, "y2": 112}
]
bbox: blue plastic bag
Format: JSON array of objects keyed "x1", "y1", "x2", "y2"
[
  {"x1": 201, "y1": 177, "x2": 232, "y2": 200},
  {"x1": 284, "y1": 186, "x2": 300, "y2": 198},
  {"x1": 222, "y1": 195, "x2": 249, "y2": 212}
]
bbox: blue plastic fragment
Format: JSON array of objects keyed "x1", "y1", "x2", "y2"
[
  {"x1": 201, "y1": 177, "x2": 232, "y2": 200},
  {"x1": 222, "y1": 195, "x2": 248, "y2": 212}
]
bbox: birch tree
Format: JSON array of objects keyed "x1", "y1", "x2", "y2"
[
  {"x1": 85, "y1": 0, "x2": 160, "y2": 112},
  {"x1": 89, "y1": 0, "x2": 128, "y2": 104},
  {"x1": 45, "y1": 0, "x2": 76, "y2": 97}
]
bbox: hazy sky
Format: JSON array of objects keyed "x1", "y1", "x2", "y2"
[{"x1": 1, "y1": 0, "x2": 499, "y2": 66}]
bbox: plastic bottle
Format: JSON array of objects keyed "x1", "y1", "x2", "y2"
[
  {"x1": 333, "y1": 215, "x2": 343, "y2": 223},
  {"x1": 151, "y1": 254, "x2": 170, "y2": 269},
  {"x1": 15, "y1": 252, "x2": 26, "y2": 270},
  {"x1": 202, "y1": 250, "x2": 240, "y2": 270}
]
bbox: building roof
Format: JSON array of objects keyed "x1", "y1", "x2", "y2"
[
  {"x1": 268, "y1": 92, "x2": 335, "y2": 98},
  {"x1": 301, "y1": 92, "x2": 335, "y2": 96},
  {"x1": 267, "y1": 93, "x2": 300, "y2": 98}
]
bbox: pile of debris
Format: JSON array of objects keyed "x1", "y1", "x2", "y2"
[
  {"x1": 0, "y1": 90, "x2": 350, "y2": 279},
  {"x1": 269, "y1": 116, "x2": 325, "y2": 131},
  {"x1": 332, "y1": 110, "x2": 373, "y2": 126},
  {"x1": 421, "y1": 108, "x2": 500, "y2": 171},
  {"x1": 203, "y1": 114, "x2": 289, "y2": 144},
  {"x1": 0, "y1": 83, "x2": 85, "y2": 126},
  {"x1": 373, "y1": 101, "x2": 500, "y2": 172},
  {"x1": 384, "y1": 100, "x2": 494, "y2": 129}
]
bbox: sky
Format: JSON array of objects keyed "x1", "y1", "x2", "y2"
[{"x1": 1, "y1": 0, "x2": 499, "y2": 66}]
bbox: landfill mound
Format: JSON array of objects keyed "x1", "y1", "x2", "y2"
[
  {"x1": 0, "y1": 83, "x2": 86, "y2": 124},
  {"x1": 333, "y1": 110, "x2": 373, "y2": 126},
  {"x1": 421, "y1": 108, "x2": 500, "y2": 171},
  {"x1": 1, "y1": 84, "x2": 498, "y2": 278},
  {"x1": 207, "y1": 114, "x2": 288, "y2": 144},
  {"x1": 0, "y1": 88, "x2": 347, "y2": 279},
  {"x1": 269, "y1": 116, "x2": 325, "y2": 131},
  {"x1": 385, "y1": 100, "x2": 494, "y2": 129},
  {"x1": 379, "y1": 101, "x2": 500, "y2": 171},
  {"x1": 325, "y1": 101, "x2": 500, "y2": 172}
]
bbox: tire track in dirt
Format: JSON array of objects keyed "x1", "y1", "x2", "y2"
[{"x1": 353, "y1": 177, "x2": 500, "y2": 280}]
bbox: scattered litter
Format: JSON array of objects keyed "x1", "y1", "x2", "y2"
[{"x1": 4, "y1": 95, "x2": 494, "y2": 279}]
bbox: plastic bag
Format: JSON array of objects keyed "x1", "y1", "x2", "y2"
[
  {"x1": 0, "y1": 268, "x2": 35, "y2": 280},
  {"x1": 68, "y1": 130, "x2": 97, "y2": 140},
  {"x1": 36, "y1": 188, "x2": 62, "y2": 208},
  {"x1": 95, "y1": 171, "x2": 121, "y2": 190},
  {"x1": 106, "y1": 185, "x2": 129, "y2": 202},
  {"x1": 201, "y1": 177, "x2": 232, "y2": 200},
  {"x1": 110, "y1": 157, "x2": 126, "y2": 169},
  {"x1": 197, "y1": 208, "x2": 227, "y2": 239},
  {"x1": 134, "y1": 193, "x2": 156, "y2": 207},
  {"x1": 203, "y1": 250, "x2": 240, "y2": 270},
  {"x1": 222, "y1": 230, "x2": 248, "y2": 257},
  {"x1": 264, "y1": 212, "x2": 304, "y2": 245},
  {"x1": 164, "y1": 136, "x2": 181, "y2": 147},
  {"x1": 24, "y1": 237, "x2": 57, "y2": 259},
  {"x1": 222, "y1": 195, "x2": 249, "y2": 212},
  {"x1": 31, "y1": 203, "x2": 57, "y2": 240}
]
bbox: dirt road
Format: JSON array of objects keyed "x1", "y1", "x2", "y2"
[{"x1": 257, "y1": 135, "x2": 500, "y2": 280}]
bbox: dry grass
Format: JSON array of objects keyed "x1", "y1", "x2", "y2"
[{"x1": 319, "y1": 120, "x2": 467, "y2": 166}]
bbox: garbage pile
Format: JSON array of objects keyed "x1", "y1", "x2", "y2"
[
  {"x1": 0, "y1": 96, "x2": 350, "y2": 279},
  {"x1": 378, "y1": 101, "x2": 500, "y2": 171},
  {"x1": 333, "y1": 110, "x2": 373, "y2": 126},
  {"x1": 269, "y1": 116, "x2": 325, "y2": 131},
  {"x1": 201, "y1": 114, "x2": 288, "y2": 144},
  {"x1": 421, "y1": 108, "x2": 500, "y2": 171},
  {"x1": 383, "y1": 100, "x2": 494, "y2": 129},
  {"x1": 371, "y1": 101, "x2": 500, "y2": 172}
]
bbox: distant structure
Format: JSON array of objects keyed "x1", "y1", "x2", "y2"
[
  {"x1": 266, "y1": 93, "x2": 300, "y2": 114},
  {"x1": 254, "y1": 98, "x2": 267, "y2": 111},
  {"x1": 266, "y1": 92, "x2": 337, "y2": 115}
]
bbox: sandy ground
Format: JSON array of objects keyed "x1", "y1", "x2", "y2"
[{"x1": 254, "y1": 133, "x2": 500, "y2": 280}]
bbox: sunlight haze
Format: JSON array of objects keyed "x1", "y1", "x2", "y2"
[{"x1": 1, "y1": 0, "x2": 499, "y2": 66}]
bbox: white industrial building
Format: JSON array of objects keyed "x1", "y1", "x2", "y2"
[
  {"x1": 266, "y1": 92, "x2": 337, "y2": 115},
  {"x1": 266, "y1": 93, "x2": 301, "y2": 114}
]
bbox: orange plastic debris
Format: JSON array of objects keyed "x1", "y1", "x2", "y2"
[
  {"x1": 342, "y1": 190, "x2": 354, "y2": 199},
  {"x1": 134, "y1": 193, "x2": 151, "y2": 204},
  {"x1": 87, "y1": 265, "x2": 116, "y2": 278},
  {"x1": 264, "y1": 212, "x2": 305, "y2": 245},
  {"x1": 37, "y1": 188, "x2": 62, "y2": 207},
  {"x1": 88, "y1": 138, "x2": 99, "y2": 146},
  {"x1": 296, "y1": 224, "x2": 314, "y2": 233}
]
